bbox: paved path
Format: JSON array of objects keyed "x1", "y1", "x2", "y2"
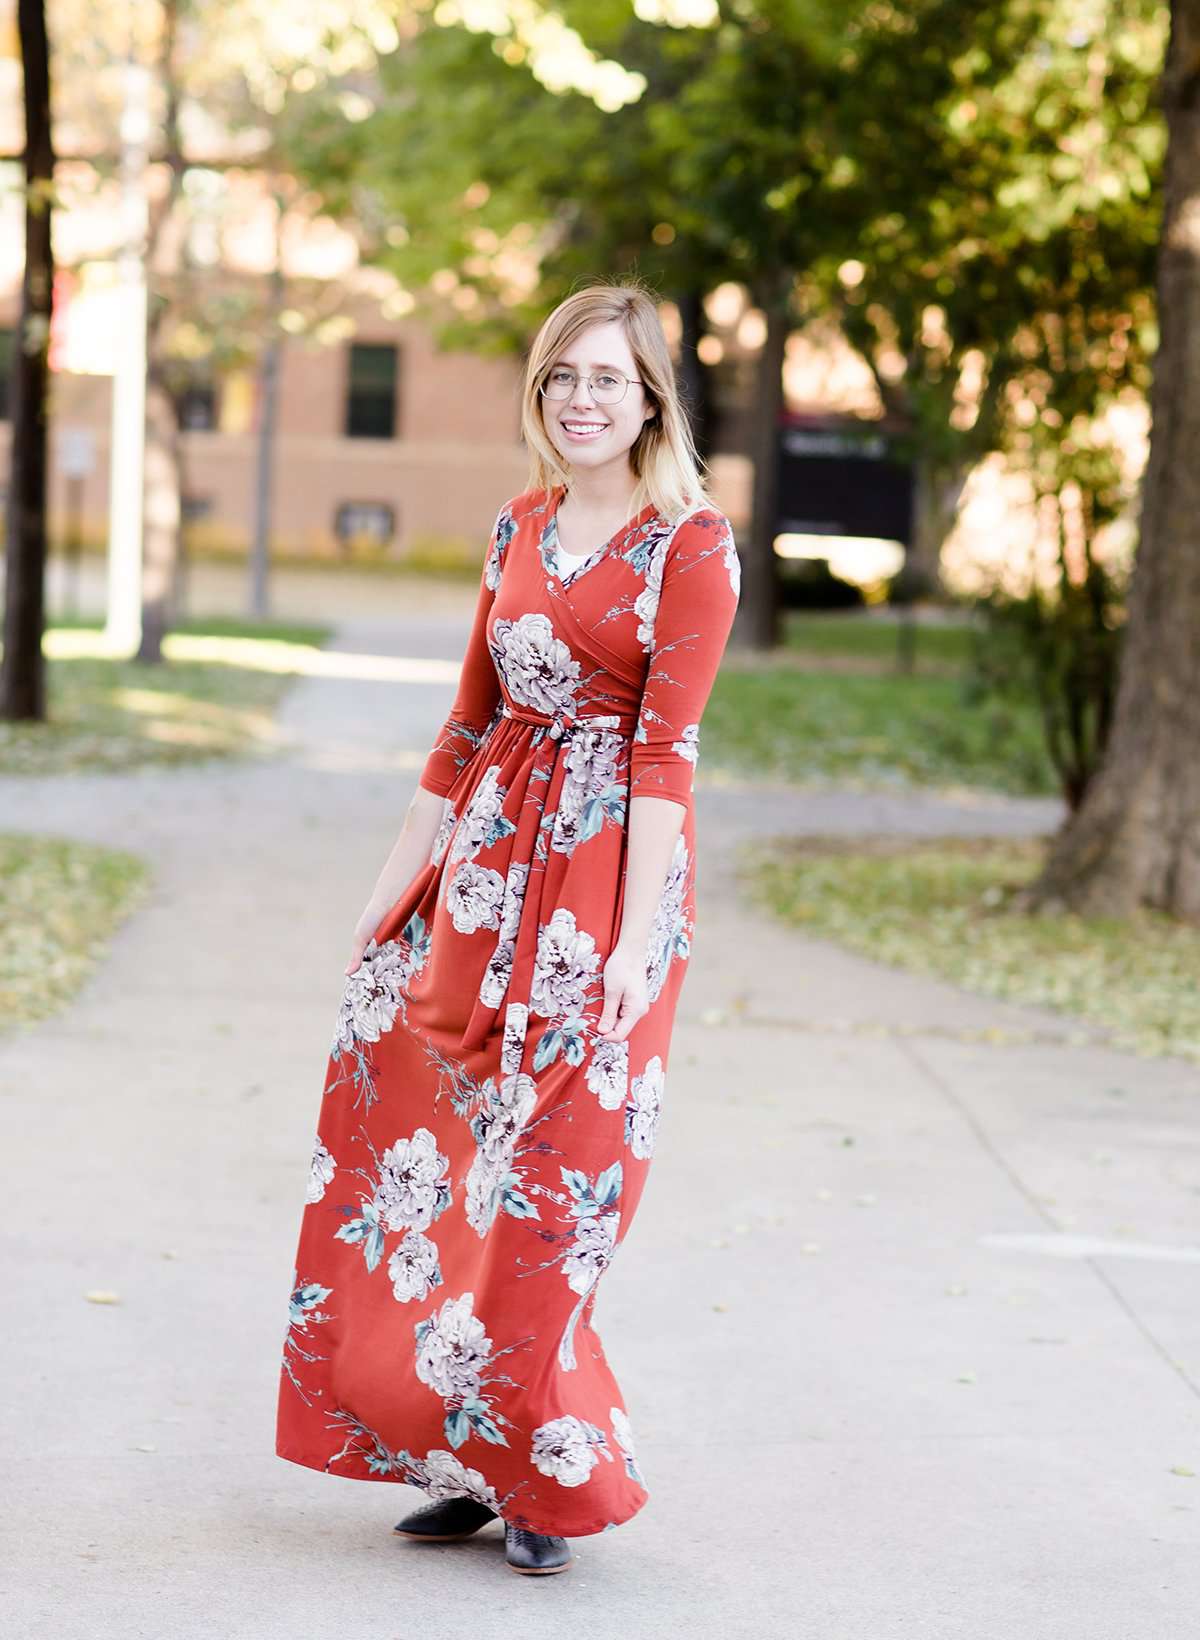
[{"x1": 2, "y1": 606, "x2": 1198, "y2": 1640}]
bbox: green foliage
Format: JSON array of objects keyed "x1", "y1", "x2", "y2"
[
  {"x1": 965, "y1": 555, "x2": 1126, "y2": 810},
  {"x1": 742, "y1": 834, "x2": 1200, "y2": 1061}
]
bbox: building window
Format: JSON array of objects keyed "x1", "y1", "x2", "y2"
[
  {"x1": 0, "y1": 328, "x2": 13, "y2": 420},
  {"x1": 175, "y1": 374, "x2": 218, "y2": 431},
  {"x1": 345, "y1": 343, "x2": 398, "y2": 439},
  {"x1": 334, "y1": 501, "x2": 396, "y2": 551}
]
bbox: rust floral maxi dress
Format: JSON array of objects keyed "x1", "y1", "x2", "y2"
[{"x1": 275, "y1": 483, "x2": 741, "y2": 1536}]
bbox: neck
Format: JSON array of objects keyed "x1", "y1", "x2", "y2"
[{"x1": 561, "y1": 461, "x2": 640, "y2": 515}]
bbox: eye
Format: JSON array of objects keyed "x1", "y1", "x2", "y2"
[
  {"x1": 549, "y1": 368, "x2": 576, "y2": 385},
  {"x1": 595, "y1": 373, "x2": 622, "y2": 390}
]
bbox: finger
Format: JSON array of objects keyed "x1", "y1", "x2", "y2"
[
  {"x1": 611, "y1": 993, "x2": 647, "y2": 1043},
  {"x1": 345, "y1": 938, "x2": 366, "y2": 975},
  {"x1": 596, "y1": 974, "x2": 622, "y2": 1035}
]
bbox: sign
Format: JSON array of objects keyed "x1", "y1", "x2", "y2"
[
  {"x1": 778, "y1": 413, "x2": 914, "y2": 546},
  {"x1": 56, "y1": 427, "x2": 97, "y2": 478}
]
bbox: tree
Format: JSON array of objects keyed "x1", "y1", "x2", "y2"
[
  {"x1": 1, "y1": 0, "x2": 54, "y2": 723},
  {"x1": 1024, "y1": 0, "x2": 1200, "y2": 922}
]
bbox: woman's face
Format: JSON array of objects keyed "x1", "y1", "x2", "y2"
[{"x1": 540, "y1": 319, "x2": 656, "y2": 477}]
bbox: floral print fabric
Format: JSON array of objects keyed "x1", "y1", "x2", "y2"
[{"x1": 275, "y1": 484, "x2": 740, "y2": 1536}]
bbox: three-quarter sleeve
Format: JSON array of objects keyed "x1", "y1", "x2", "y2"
[
  {"x1": 417, "y1": 504, "x2": 511, "y2": 798},
  {"x1": 629, "y1": 507, "x2": 741, "y2": 805}
]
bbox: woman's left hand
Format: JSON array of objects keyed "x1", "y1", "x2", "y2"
[{"x1": 596, "y1": 940, "x2": 650, "y2": 1043}]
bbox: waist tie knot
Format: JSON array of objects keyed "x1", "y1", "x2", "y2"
[{"x1": 499, "y1": 701, "x2": 636, "y2": 742}]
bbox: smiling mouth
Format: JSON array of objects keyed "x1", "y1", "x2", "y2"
[{"x1": 561, "y1": 421, "x2": 608, "y2": 437}]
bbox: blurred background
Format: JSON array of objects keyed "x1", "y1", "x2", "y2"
[
  {"x1": 4, "y1": 5, "x2": 1200, "y2": 1632},
  {"x1": 4, "y1": 0, "x2": 1197, "y2": 1029}
]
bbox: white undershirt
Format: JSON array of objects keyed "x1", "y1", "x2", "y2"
[{"x1": 551, "y1": 535, "x2": 604, "y2": 583}]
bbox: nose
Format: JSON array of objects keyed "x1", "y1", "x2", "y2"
[{"x1": 568, "y1": 379, "x2": 598, "y2": 413}]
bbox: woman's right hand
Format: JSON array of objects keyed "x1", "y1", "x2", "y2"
[
  {"x1": 344, "y1": 785, "x2": 448, "y2": 975},
  {"x1": 345, "y1": 898, "x2": 390, "y2": 976}
]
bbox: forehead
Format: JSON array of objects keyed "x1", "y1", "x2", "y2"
[{"x1": 554, "y1": 319, "x2": 637, "y2": 372}]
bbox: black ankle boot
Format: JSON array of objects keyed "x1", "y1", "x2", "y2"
[
  {"x1": 393, "y1": 1496, "x2": 498, "y2": 1540},
  {"x1": 504, "y1": 1522, "x2": 572, "y2": 1574}
]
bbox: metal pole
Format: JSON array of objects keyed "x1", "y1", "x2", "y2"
[{"x1": 104, "y1": 53, "x2": 150, "y2": 655}]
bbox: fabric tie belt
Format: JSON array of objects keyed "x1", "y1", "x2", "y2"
[{"x1": 498, "y1": 700, "x2": 639, "y2": 741}]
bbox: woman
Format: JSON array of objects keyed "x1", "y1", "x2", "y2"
[{"x1": 275, "y1": 280, "x2": 741, "y2": 1575}]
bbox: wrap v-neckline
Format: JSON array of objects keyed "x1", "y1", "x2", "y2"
[{"x1": 544, "y1": 484, "x2": 660, "y2": 588}]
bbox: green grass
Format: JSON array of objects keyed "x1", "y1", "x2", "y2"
[
  {"x1": 0, "y1": 616, "x2": 331, "y2": 775},
  {"x1": 0, "y1": 832, "x2": 152, "y2": 1029},
  {"x1": 781, "y1": 610, "x2": 977, "y2": 670},
  {"x1": 740, "y1": 835, "x2": 1200, "y2": 1062},
  {"x1": 703, "y1": 662, "x2": 1055, "y2": 795}
]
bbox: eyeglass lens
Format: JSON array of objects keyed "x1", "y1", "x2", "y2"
[{"x1": 541, "y1": 368, "x2": 635, "y2": 404}]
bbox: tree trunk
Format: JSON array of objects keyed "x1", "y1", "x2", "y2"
[
  {"x1": 1, "y1": 0, "x2": 54, "y2": 723},
  {"x1": 908, "y1": 452, "x2": 968, "y2": 597},
  {"x1": 250, "y1": 207, "x2": 285, "y2": 621},
  {"x1": 137, "y1": 371, "x2": 181, "y2": 661},
  {"x1": 732, "y1": 273, "x2": 790, "y2": 651},
  {"x1": 1027, "y1": 0, "x2": 1200, "y2": 921},
  {"x1": 137, "y1": 0, "x2": 185, "y2": 664},
  {"x1": 674, "y1": 287, "x2": 715, "y2": 465}
]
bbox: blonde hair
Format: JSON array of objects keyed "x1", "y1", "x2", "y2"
[{"x1": 519, "y1": 278, "x2": 711, "y2": 524}]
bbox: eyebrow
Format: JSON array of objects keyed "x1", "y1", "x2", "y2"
[{"x1": 551, "y1": 359, "x2": 630, "y2": 372}]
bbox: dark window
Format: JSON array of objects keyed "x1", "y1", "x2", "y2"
[
  {"x1": 345, "y1": 343, "x2": 398, "y2": 439},
  {"x1": 334, "y1": 501, "x2": 396, "y2": 549},
  {"x1": 176, "y1": 378, "x2": 218, "y2": 431},
  {"x1": 0, "y1": 328, "x2": 14, "y2": 420}
]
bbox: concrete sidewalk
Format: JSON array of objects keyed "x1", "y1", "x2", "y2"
[{"x1": 2, "y1": 610, "x2": 1198, "y2": 1640}]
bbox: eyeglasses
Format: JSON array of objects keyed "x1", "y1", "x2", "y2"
[{"x1": 539, "y1": 366, "x2": 644, "y2": 405}]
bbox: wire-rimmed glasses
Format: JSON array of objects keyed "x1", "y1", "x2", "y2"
[{"x1": 538, "y1": 366, "x2": 644, "y2": 406}]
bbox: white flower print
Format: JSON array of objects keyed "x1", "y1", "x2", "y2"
[
  {"x1": 586, "y1": 1037, "x2": 629, "y2": 1111},
  {"x1": 476, "y1": 859, "x2": 531, "y2": 1009},
  {"x1": 387, "y1": 1230, "x2": 443, "y2": 1303},
  {"x1": 645, "y1": 835, "x2": 691, "y2": 1004},
  {"x1": 530, "y1": 907, "x2": 601, "y2": 1019},
  {"x1": 626, "y1": 1056, "x2": 664, "y2": 1159},
  {"x1": 373, "y1": 1126, "x2": 453, "y2": 1232},
  {"x1": 562, "y1": 1210, "x2": 619, "y2": 1296},
  {"x1": 498, "y1": 861, "x2": 529, "y2": 943},
  {"x1": 475, "y1": 1072, "x2": 537, "y2": 1164},
  {"x1": 465, "y1": 1072, "x2": 538, "y2": 1236},
  {"x1": 530, "y1": 1414, "x2": 614, "y2": 1487},
  {"x1": 430, "y1": 801, "x2": 456, "y2": 866},
  {"x1": 409, "y1": 1447, "x2": 503, "y2": 1510},
  {"x1": 489, "y1": 611, "x2": 581, "y2": 714},
  {"x1": 634, "y1": 537, "x2": 668, "y2": 653},
  {"x1": 553, "y1": 732, "x2": 623, "y2": 854},
  {"x1": 465, "y1": 1151, "x2": 509, "y2": 1238},
  {"x1": 671, "y1": 722, "x2": 700, "y2": 765},
  {"x1": 307, "y1": 1138, "x2": 336, "y2": 1203},
  {"x1": 610, "y1": 1405, "x2": 644, "y2": 1483},
  {"x1": 483, "y1": 504, "x2": 516, "y2": 594},
  {"x1": 449, "y1": 765, "x2": 508, "y2": 865},
  {"x1": 414, "y1": 1292, "x2": 492, "y2": 1402},
  {"x1": 500, "y1": 1001, "x2": 529, "y2": 1076},
  {"x1": 446, "y1": 859, "x2": 506, "y2": 934},
  {"x1": 330, "y1": 937, "x2": 413, "y2": 1059},
  {"x1": 478, "y1": 939, "x2": 515, "y2": 1008},
  {"x1": 720, "y1": 521, "x2": 742, "y2": 597}
]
